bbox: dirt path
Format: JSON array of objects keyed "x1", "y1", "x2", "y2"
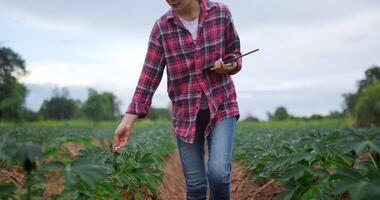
[
  {"x1": 0, "y1": 142, "x2": 281, "y2": 199},
  {"x1": 157, "y1": 145, "x2": 282, "y2": 200}
]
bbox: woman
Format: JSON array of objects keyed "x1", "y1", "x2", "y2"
[{"x1": 113, "y1": 0, "x2": 242, "y2": 199}]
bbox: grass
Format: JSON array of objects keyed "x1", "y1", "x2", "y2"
[
  {"x1": 1, "y1": 117, "x2": 347, "y2": 129},
  {"x1": 0, "y1": 118, "x2": 170, "y2": 128},
  {"x1": 238, "y1": 117, "x2": 345, "y2": 128}
]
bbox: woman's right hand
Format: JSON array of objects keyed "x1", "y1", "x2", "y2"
[{"x1": 112, "y1": 113, "x2": 138, "y2": 152}]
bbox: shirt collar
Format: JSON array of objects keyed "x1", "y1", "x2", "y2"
[{"x1": 165, "y1": 0, "x2": 216, "y2": 22}]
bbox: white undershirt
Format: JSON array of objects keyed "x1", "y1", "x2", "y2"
[
  {"x1": 178, "y1": 16, "x2": 208, "y2": 110},
  {"x1": 178, "y1": 16, "x2": 199, "y2": 41}
]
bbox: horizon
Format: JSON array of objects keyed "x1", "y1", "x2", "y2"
[{"x1": 1, "y1": 0, "x2": 379, "y2": 120}]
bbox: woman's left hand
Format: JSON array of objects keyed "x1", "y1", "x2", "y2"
[{"x1": 211, "y1": 58, "x2": 237, "y2": 74}]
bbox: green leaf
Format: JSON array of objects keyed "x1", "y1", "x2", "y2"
[
  {"x1": 140, "y1": 153, "x2": 155, "y2": 165},
  {"x1": 39, "y1": 161, "x2": 65, "y2": 172},
  {"x1": 63, "y1": 167, "x2": 76, "y2": 186},
  {"x1": 335, "y1": 167, "x2": 362, "y2": 179},
  {"x1": 0, "y1": 184, "x2": 17, "y2": 197},
  {"x1": 308, "y1": 168, "x2": 329, "y2": 178},
  {"x1": 134, "y1": 192, "x2": 143, "y2": 200},
  {"x1": 331, "y1": 180, "x2": 356, "y2": 195},
  {"x1": 349, "y1": 181, "x2": 368, "y2": 200},
  {"x1": 300, "y1": 185, "x2": 319, "y2": 200},
  {"x1": 283, "y1": 164, "x2": 307, "y2": 179},
  {"x1": 288, "y1": 153, "x2": 314, "y2": 164},
  {"x1": 69, "y1": 157, "x2": 107, "y2": 186},
  {"x1": 274, "y1": 186, "x2": 298, "y2": 200},
  {"x1": 271, "y1": 156, "x2": 289, "y2": 170},
  {"x1": 369, "y1": 140, "x2": 380, "y2": 154},
  {"x1": 18, "y1": 143, "x2": 43, "y2": 173}
]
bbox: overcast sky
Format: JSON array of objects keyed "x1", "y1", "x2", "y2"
[{"x1": 1, "y1": 0, "x2": 379, "y2": 120}]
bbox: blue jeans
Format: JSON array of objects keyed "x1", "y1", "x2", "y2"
[{"x1": 176, "y1": 109, "x2": 236, "y2": 200}]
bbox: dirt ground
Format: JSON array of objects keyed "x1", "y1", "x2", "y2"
[
  {"x1": 156, "y1": 145, "x2": 282, "y2": 200},
  {"x1": 0, "y1": 142, "x2": 281, "y2": 200}
]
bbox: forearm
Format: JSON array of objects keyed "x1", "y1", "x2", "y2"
[{"x1": 123, "y1": 113, "x2": 138, "y2": 127}]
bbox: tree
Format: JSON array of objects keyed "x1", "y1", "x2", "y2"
[
  {"x1": 0, "y1": 47, "x2": 28, "y2": 121},
  {"x1": 310, "y1": 114, "x2": 324, "y2": 120},
  {"x1": 39, "y1": 87, "x2": 80, "y2": 120},
  {"x1": 147, "y1": 107, "x2": 170, "y2": 120},
  {"x1": 342, "y1": 93, "x2": 358, "y2": 114},
  {"x1": 268, "y1": 106, "x2": 289, "y2": 121},
  {"x1": 357, "y1": 66, "x2": 380, "y2": 94},
  {"x1": 327, "y1": 110, "x2": 343, "y2": 118},
  {"x1": 82, "y1": 88, "x2": 120, "y2": 121},
  {"x1": 354, "y1": 81, "x2": 380, "y2": 127},
  {"x1": 244, "y1": 111, "x2": 260, "y2": 122},
  {"x1": 343, "y1": 66, "x2": 380, "y2": 115}
]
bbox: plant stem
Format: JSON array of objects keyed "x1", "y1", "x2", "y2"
[{"x1": 368, "y1": 151, "x2": 378, "y2": 170}]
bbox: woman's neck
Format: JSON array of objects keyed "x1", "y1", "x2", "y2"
[{"x1": 176, "y1": 0, "x2": 200, "y2": 21}]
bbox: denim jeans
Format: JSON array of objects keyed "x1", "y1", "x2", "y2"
[{"x1": 176, "y1": 109, "x2": 236, "y2": 200}]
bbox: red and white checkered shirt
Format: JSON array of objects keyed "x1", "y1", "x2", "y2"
[{"x1": 127, "y1": 0, "x2": 242, "y2": 143}]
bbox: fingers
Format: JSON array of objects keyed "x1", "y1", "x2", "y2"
[
  {"x1": 113, "y1": 138, "x2": 128, "y2": 152},
  {"x1": 112, "y1": 132, "x2": 119, "y2": 152},
  {"x1": 211, "y1": 58, "x2": 225, "y2": 73},
  {"x1": 225, "y1": 61, "x2": 237, "y2": 71},
  {"x1": 112, "y1": 124, "x2": 132, "y2": 152},
  {"x1": 113, "y1": 136, "x2": 128, "y2": 152},
  {"x1": 211, "y1": 58, "x2": 236, "y2": 74},
  {"x1": 210, "y1": 58, "x2": 220, "y2": 71}
]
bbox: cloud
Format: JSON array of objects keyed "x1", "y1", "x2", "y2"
[
  {"x1": 0, "y1": 0, "x2": 168, "y2": 33},
  {"x1": 235, "y1": 8, "x2": 380, "y2": 91},
  {"x1": 1, "y1": 0, "x2": 380, "y2": 120}
]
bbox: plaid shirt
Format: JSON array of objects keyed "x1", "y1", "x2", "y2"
[{"x1": 127, "y1": 0, "x2": 242, "y2": 143}]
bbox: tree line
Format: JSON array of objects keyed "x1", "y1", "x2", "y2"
[
  {"x1": 245, "y1": 66, "x2": 380, "y2": 127},
  {"x1": 1, "y1": 46, "x2": 378, "y2": 126},
  {"x1": 0, "y1": 47, "x2": 170, "y2": 123}
]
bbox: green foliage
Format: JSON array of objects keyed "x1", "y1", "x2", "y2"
[
  {"x1": 0, "y1": 47, "x2": 27, "y2": 122},
  {"x1": 234, "y1": 126, "x2": 380, "y2": 200},
  {"x1": 243, "y1": 111, "x2": 260, "y2": 122},
  {"x1": 354, "y1": 81, "x2": 380, "y2": 126},
  {"x1": 0, "y1": 78, "x2": 27, "y2": 122},
  {"x1": 357, "y1": 66, "x2": 380, "y2": 94},
  {"x1": 310, "y1": 114, "x2": 324, "y2": 120},
  {"x1": 0, "y1": 47, "x2": 26, "y2": 81},
  {"x1": 343, "y1": 93, "x2": 358, "y2": 114},
  {"x1": 0, "y1": 124, "x2": 176, "y2": 199},
  {"x1": 19, "y1": 143, "x2": 43, "y2": 173},
  {"x1": 39, "y1": 87, "x2": 80, "y2": 120},
  {"x1": 268, "y1": 106, "x2": 289, "y2": 121},
  {"x1": 82, "y1": 88, "x2": 121, "y2": 121},
  {"x1": 343, "y1": 66, "x2": 380, "y2": 117},
  {"x1": 147, "y1": 107, "x2": 170, "y2": 120}
]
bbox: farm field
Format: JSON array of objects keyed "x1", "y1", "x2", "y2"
[{"x1": 0, "y1": 122, "x2": 379, "y2": 199}]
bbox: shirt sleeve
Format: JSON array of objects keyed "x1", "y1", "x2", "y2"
[
  {"x1": 223, "y1": 6, "x2": 242, "y2": 75},
  {"x1": 126, "y1": 21, "x2": 166, "y2": 118}
]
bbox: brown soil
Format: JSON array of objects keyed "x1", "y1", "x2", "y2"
[
  {"x1": 0, "y1": 141, "x2": 282, "y2": 200},
  {"x1": 62, "y1": 142, "x2": 85, "y2": 157},
  {"x1": 156, "y1": 145, "x2": 282, "y2": 200},
  {"x1": 156, "y1": 149, "x2": 186, "y2": 200},
  {"x1": 0, "y1": 165, "x2": 24, "y2": 185}
]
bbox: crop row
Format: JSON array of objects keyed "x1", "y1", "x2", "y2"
[
  {"x1": 233, "y1": 127, "x2": 380, "y2": 200},
  {"x1": 0, "y1": 125, "x2": 176, "y2": 199}
]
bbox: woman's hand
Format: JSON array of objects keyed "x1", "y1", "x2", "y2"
[
  {"x1": 112, "y1": 113, "x2": 138, "y2": 152},
  {"x1": 212, "y1": 58, "x2": 237, "y2": 74}
]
